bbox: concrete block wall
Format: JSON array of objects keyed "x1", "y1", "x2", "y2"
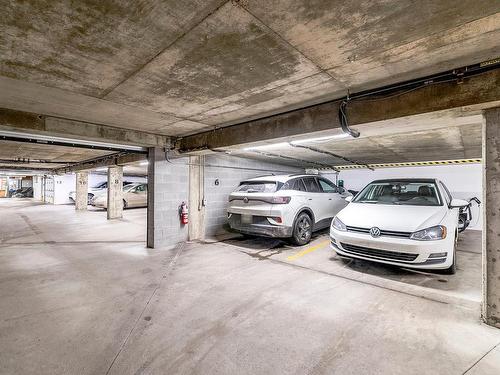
[
  {"x1": 149, "y1": 149, "x2": 189, "y2": 248},
  {"x1": 203, "y1": 154, "x2": 302, "y2": 237}
]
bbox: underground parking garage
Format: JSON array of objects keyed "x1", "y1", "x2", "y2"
[{"x1": 1, "y1": 1, "x2": 500, "y2": 374}]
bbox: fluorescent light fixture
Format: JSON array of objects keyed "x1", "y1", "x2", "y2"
[
  {"x1": 95, "y1": 167, "x2": 107, "y2": 172},
  {"x1": 0, "y1": 130, "x2": 146, "y2": 152},
  {"x1": 290, "y1": 133, "x2": 350, "y2": 145},
  {"x1": 244, "y1": 142, "x2": 290, "y2": 151},
  {"x1": 139, "y1": 161, "x2": 149, "y2": 166}
]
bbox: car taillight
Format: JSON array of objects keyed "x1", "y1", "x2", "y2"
[{"x1": 271, "y1": 196, "x2": 291, "y2": 204}]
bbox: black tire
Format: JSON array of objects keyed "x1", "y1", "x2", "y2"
[
  {"x1": 123, "y1": 199, "x2": 128, "y2": 209},
  {"x1": 291, "y1": 212, "x2": 313, "y2": 246}
]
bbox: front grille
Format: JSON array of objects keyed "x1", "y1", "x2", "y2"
[
  {"x1": 340, "y1": 242, "x2": 418, "y2": 262},
  {"x1": 346, "y1": 226, "x2": 411, "y2": 238}
]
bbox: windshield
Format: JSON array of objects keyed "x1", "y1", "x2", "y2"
[
  {"x1": 91, "y1": 182, "x2": 107, "y2": 189},
  {"x1": 235, "y1": 181, "x2": 278, "y2": 193},
  {"x1": 353, "y1": 181, "x2": 441, "y2": 206},
  {"x1": 124, "y1": 184, "x2": 139, "y2": 192}
]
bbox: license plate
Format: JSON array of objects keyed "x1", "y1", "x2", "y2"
[{"x1": 241, "y1": 214, "x2": 252, "y2": 224}]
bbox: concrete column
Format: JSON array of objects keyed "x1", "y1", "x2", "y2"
[
  {"x1": 75, "y1": 172, "x2": 88, "y2": 210},
  {"x1": 107, "y1": 166, "x2": 123, "y2": 220},
  {"x1": 147, "y1": 148, "x2": 156, "y2": 248},
  {"x1": 188, "y1": 155, "x2": 206, "y2": 241},
  {"x1": 483, "y1": 107, "x2": 500, "y2": 328},
  {"x1": 147, "y1": 147, "x2": 189, "y2": 248}
]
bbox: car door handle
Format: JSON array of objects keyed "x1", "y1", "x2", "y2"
[
  {"x1": 308, "y1": 198, "x2": 313, "y2": 201},
  {"x1": 329, "y1": 198, "x2": 332, "y2": 200}
]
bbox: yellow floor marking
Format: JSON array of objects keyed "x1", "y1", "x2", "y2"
[{"x1": 287, "y1": 240, "x2": 330, "y2": 261}]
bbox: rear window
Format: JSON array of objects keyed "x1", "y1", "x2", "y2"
[{"x1": 235, "y1": 181, "x2": 279, "y2": 193}]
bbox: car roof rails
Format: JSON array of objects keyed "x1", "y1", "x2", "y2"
[{"x1": 252, "y1": 173, "x2": 276, "y2": 178}]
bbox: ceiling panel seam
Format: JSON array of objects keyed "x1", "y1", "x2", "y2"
[
  {"x1": 237, "y1": 4, "x2": 349, "y2": 90},
  {"x1": 99, "y1": 0, "x2": 231, "y2": 99}
]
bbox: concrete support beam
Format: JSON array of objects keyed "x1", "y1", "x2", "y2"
[
  {"x1": 178, "y1": 69, "x2": 500, "y2": 151},
  {"x1": 483, "y1": 107, "x2": 500, "y2": 328},
  {"x1": 188, "y1": 155, "x2": 206, "y2": 241},
  {"x1": 0, "y1": 108, "x2": 169, "y2": 147},
  {"x1": 54, "y1": 152, "x2": 146, "y2": 174},
  {"x1": 107, "y1": 166, "x2": 123, "y2": 220},
  {"x1": 75, "y1": 172, "x2": 88, "y2": 211}
]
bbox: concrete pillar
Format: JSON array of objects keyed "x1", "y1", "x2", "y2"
[
  {"x1": 483, "y1": 107, "x2": 500, "y2": 328},
  {"x1": 147, "y1": 147, "x2": 189, "y2": 248},
  {"x1": 188, "y1": 155, "x2": 206, "y2": 241},
  {"x1": 107, "y1": 166, "x2": 123, "y2": 220},
  {"x1": 75, "y1": 172, "x2": 88, "y2": 210}
]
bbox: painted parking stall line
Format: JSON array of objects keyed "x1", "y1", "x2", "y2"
[{"x1": 287, "y1": 240, "x2": 330, "y2": 261}]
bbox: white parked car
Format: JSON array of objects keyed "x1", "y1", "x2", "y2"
[
  {"x1": 69, "y1": 181, "x2": 135, "y2": 204},
  {"x1": 90, "y1": 183, "x2": 148, "y2": 209},
  {"x1": 228, "y1": 174, "x2": 351, "y2": 245},
  {"x1": 330, "y1": 178, "x2": 468, "y2": 274}
]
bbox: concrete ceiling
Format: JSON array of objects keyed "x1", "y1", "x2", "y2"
[
  {"x1": 1, "y1": 0, "x2": 498, "y2": 137},
  {"x1": 226, "y1": 110, "x2": 483, "y2": 168}
]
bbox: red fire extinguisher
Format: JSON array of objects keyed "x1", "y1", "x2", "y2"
[{"x1": 180, "y1": 202, "x2": 189, "y2": 225}]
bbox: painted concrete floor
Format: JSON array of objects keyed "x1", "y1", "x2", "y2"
[{"x1": 1, "y1": 199, "x2": 499, "y2": 374}]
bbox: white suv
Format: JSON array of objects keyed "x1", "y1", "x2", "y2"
[{"x1": 227, "y1": 174, "x2": 351, "y2": 245}]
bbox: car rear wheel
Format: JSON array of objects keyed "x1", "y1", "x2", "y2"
[
  {"x1": 292, "y1": 213, "x2": 312, "y2": 246},
  {"x1": 123, "y1": 199, "x2": 128, "y2": 209}
]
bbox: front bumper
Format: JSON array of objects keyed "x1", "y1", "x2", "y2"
[
  {"x1": 330, "y1": 227, "x2": 453, "y2": 270},
  {"x1": 228, "y1": 214, "x2": 292, "y2": 238},
  {"x1": 90, "y1": 200, "x2": 107, "y2": 208}
]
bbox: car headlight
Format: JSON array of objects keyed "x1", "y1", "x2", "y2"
[
  {"x1": 332, "y1": 217, "x2": 347, "y2": 231},
  {"x1": 410, "y1": 225, "x2": 447, "y2": 241}
]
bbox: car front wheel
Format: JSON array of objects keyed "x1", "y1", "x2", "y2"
[
  {"x1": 442, "y1": 235, "x2": 457, "y2": 275},
  {"x1": 292, "y1": 213, "x2": 312, "y2": 246}
]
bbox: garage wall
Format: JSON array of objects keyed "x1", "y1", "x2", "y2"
[
  {"x1": 54, "y1": 174, "x2": 76, "y2": 204},
  {"x1": 336, "y1": 164, "x2": 483, "y2": 229},
  {"x1": 203, "y1": 154, "x2": 302, "y2": 237}
]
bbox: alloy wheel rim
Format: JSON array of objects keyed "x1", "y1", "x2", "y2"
[{"x1": 297, "y1": 217, "x2": 311, "y2": 240}]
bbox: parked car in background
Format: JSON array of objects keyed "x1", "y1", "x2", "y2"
[
  {"x1": 69, "y1": 181, "x2": 135, "y2": 204},
  {"x1": 330, "y1": 178, "x2": 468, "y2": 274},
  {"x1": 90, "y1": 183, "x2": 148, "y2": 209},
  {"x1": 227, "y1": 174, "x2": 351, "y2": 245},
  {"x1": 12, "y1": 187, "x2": 33, "y2": 198}
]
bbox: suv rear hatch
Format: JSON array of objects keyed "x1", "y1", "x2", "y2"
[{"x1": 228, "y1": 180, "x2": 284, "y2": 220}]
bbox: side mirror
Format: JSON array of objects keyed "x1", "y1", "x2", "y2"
[
  {"x1": 449, "y1": 198, "x2": 468, "y2": 208},
  {"x1": 345, "y1": 196, "x2": 353, "y2": 202}
]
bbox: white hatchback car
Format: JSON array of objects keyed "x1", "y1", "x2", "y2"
[
  {"x1": 228, "y1": 174, "x2": 351, "y2": 245},
  {"x1": 330, "y1": 178, "x2": 468, "y2": 274}
]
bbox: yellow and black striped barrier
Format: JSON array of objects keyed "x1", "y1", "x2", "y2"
[{"x1": 326, "y1": 158, "x2": 482, "y2": 170}]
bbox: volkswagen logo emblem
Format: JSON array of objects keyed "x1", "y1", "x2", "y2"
[
  {"x1": 243, "y1": 197, "x2": 249, "y2": 203},
  {"x1": 370, "y1": 227, "x2": 381, "y2": 238}
]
